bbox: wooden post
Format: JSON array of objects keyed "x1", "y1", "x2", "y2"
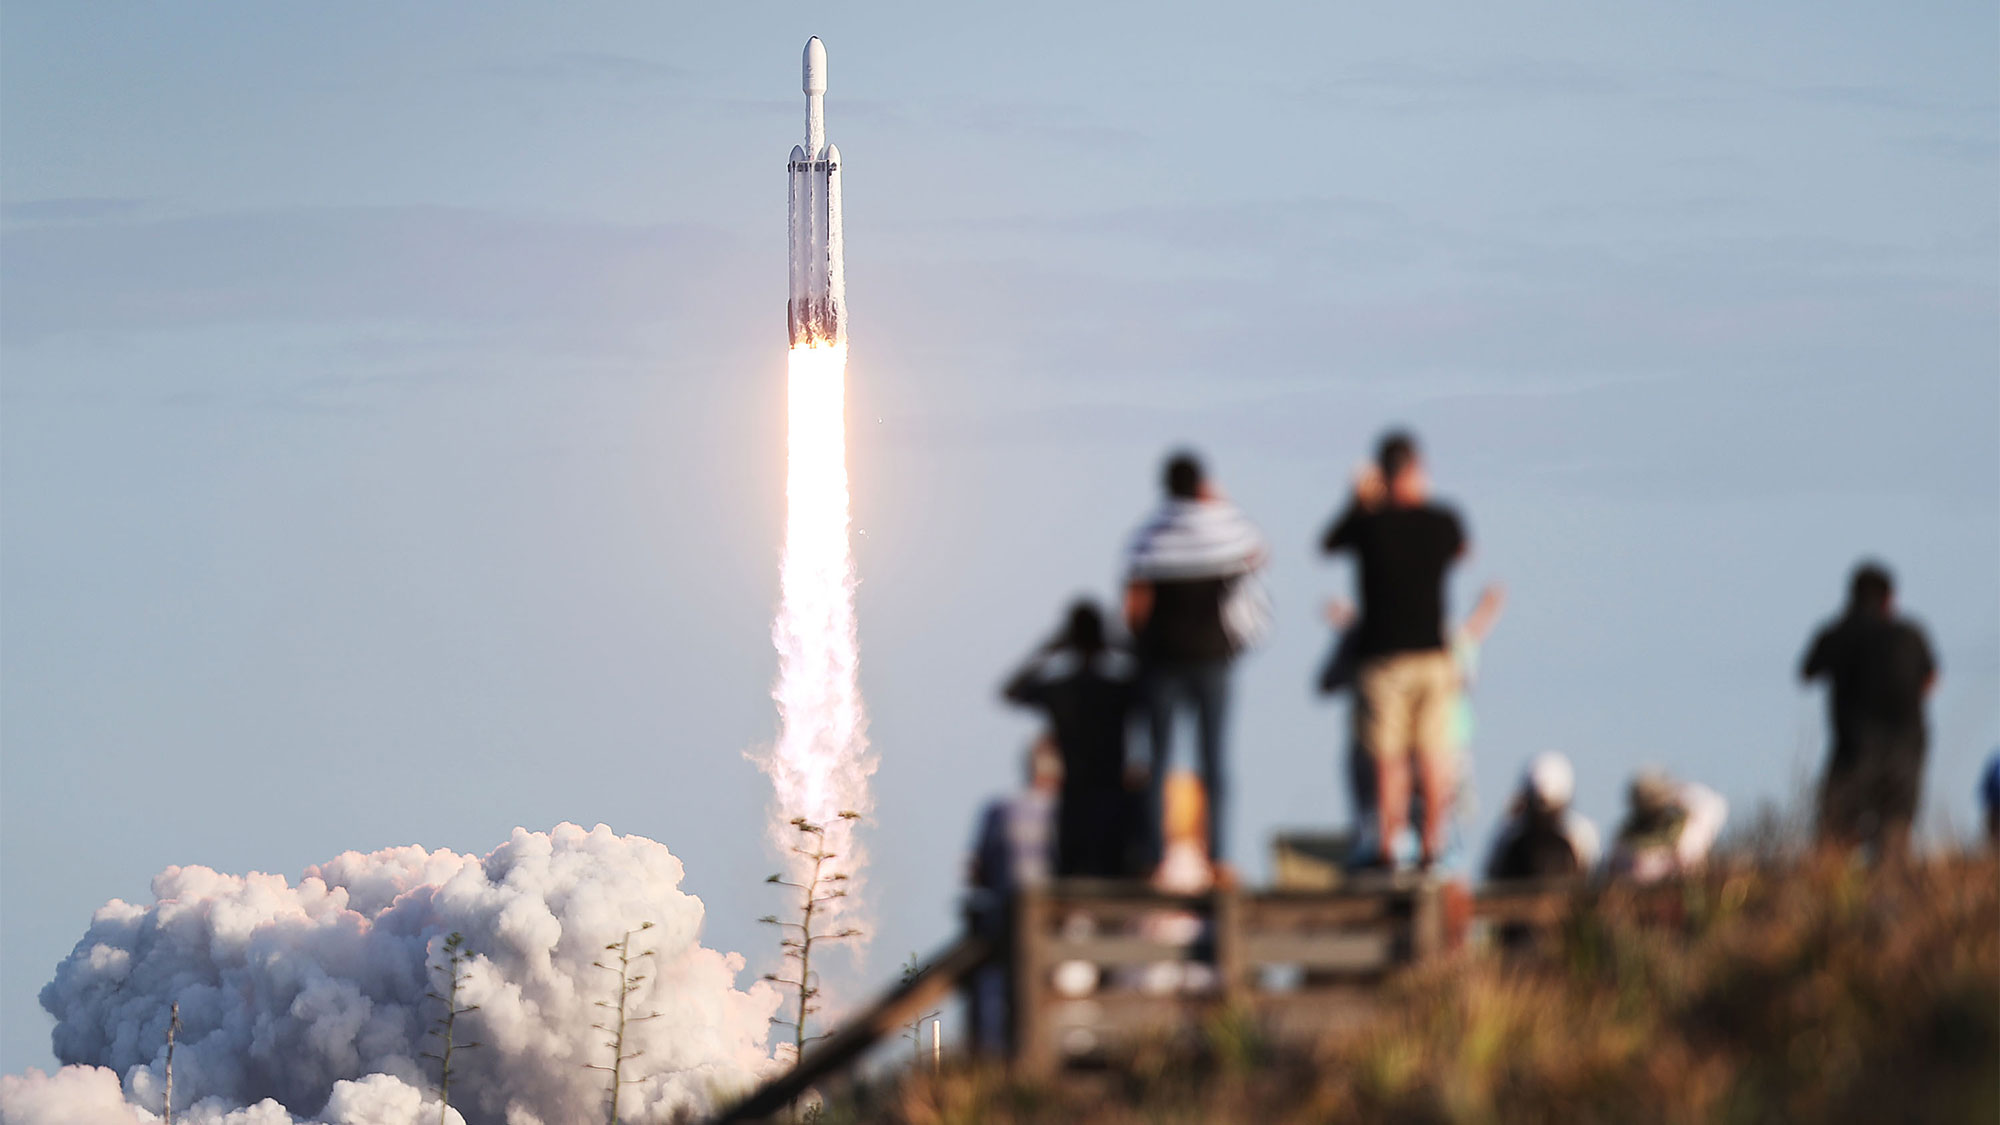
[
  {"x1": 1410, "y1": 881, "x2": 1443, "y2": 964},
  {"x1": 713, "y1": 935, "x2": 991, "y2": 1123},
  {"x1": 1211, "y1": 888, "x2": 1247, "y2": 1006},
  {"x1": 1009, "y1": 887, "x2": 1054, "y2": 1078}
]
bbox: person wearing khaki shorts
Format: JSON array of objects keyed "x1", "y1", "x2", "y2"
[
  {"x1": 1354, "y1": 649, "x2": 1460, "y2": 864},
  {"x1": 1322, "y1": 430, "x2": 1469, "y2": 871}
]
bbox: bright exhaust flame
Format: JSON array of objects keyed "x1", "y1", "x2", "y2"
[{"x1": 765, "y1": 342, "x2": 872, "y2": 934}]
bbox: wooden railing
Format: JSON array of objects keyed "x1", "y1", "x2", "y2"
[
  {"x1": 1002, "y1": 876, "x2": 1462, "y2": 1076},
  {"x1": 711, "y1": 876, "x2": 1577, "y2": 1120},
  {"x1": 713, "y1": 933, "x2": 991, "y2": 1124}
]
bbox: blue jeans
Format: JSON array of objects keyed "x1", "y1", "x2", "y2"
[{"x1": 1144, "y1": 659, "x2": 1233, "y2": 863}]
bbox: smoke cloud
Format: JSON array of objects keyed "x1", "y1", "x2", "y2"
[{"x1": 4, "y1": 823, "x2": 781, "y2": 1125}]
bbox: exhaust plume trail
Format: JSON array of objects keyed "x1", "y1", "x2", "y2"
[{"x1": 763, "y1": 341, "x2": 872, "y2": 938}]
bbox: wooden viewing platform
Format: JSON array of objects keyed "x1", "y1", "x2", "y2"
[
  {"x1": 714, "y1": 872, "x2": 1577, "y2": 1122},
  {"x1": 996, "y1": 874, "x2": 1576, "y2": 1077}
]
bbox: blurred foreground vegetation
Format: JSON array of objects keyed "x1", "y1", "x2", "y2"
[{"x1": 826, "y1": 853, "x2": 1998, "y2": 1124}]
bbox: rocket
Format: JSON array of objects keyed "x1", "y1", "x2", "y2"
[{"x1": 787, "y1": 36, "x2": 845, "y2": 348}]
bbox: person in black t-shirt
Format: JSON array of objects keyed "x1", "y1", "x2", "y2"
[
  {"x1": 1002, "y1": 601, "x2": 1141, "y2": 878},
  {"x1": 1123, "y1": 451, "x2": 1268, "y2": 872},
  {"x1": 1800, "y1": 561, "x2": 1938, "y2": 858},
  {"x1": 1321, "y1": 430, "x2": 1467, "y2": 870}
]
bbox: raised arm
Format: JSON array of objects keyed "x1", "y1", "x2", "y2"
[
  {"x1": 1321, "y1": 502, "x2": 1361, "y2": 554},
  {"x1": 1001, "y1": 657, "x2": 1045, "y2": 706},
  {"x1": 1462, "y1": 583, "x2": 1506, "y2": 643},
  {"x1": 1799, "y1": 627, "x2": 1832, "y2": 683},
  {"x1": 1674, "y1": 783, "x2": 1729, "y2": 867},
  {"x1": 1321, "y1": 464, "x2": 1383, "y2": 554},
  {"x1": 1002, "y1": 632, "x2": 1065, "y2": 706}
]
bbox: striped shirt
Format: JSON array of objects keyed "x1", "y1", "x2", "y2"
[
  {"x1": 1126, "y1": 499, "x2": 1266, "y2": 583},
  {"x1": 1125, "y1": 499, "x2": 1266, "y2": 663}
]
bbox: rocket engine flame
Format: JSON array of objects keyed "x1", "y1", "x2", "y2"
[{"x1": 763, "y1": 341, "x2": 872, "y2": 938}]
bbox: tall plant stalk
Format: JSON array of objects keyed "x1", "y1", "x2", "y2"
[
  {"x1": 421, "y1": 931, "x2": 482, "y2": 1125},
  {"x1": 164, "y1": 1001, "x2": 180, "y2": 1125},
  {"x1": 898, "y1": 953, "x2": 941, "y2": 1069},
  {"x1": 587, "y1": 922, "x2": 660, "y2": 1125},
  {"x1": 761, "y1": 812, "x2": 864, "y2": 1054}
]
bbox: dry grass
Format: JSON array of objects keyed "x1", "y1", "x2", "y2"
[{"x1": 820, "y1": 853, "x2": 1998, "y2": 1124}]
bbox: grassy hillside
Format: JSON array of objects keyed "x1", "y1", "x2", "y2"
[{"x1": 832, "y1": 853, "x2": 1998, "y2": 1124}]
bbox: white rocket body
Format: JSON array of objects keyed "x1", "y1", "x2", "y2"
[{"x1": 788, "y1": 36, "x2": 845, "y2": 347}]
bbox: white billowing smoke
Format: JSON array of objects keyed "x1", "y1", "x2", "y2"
[{"x1": 4, "y1": 824, "x2": 781, "y2": 1125}]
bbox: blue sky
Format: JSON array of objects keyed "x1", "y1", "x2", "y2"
[{"x1": 3, "y1": 3, "x2": 1994, "y2": 1074}]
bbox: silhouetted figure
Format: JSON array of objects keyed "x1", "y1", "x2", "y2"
[
  {"x1": 965, "y1": 739, "x2": 1061, "y2": 1052},
  {"x1": 1322, "y1": 430, "x2": 1468, "y2": 869},
  {"x1": 968, "y1": 738, "x2": 1059, "y2": 898},
  {"x1": 1486, "y1": 752, "x2": 1600, "y2": 880},
  {"x1": 1002, "y1": 601, "x2": 1140, "y2": 878},
  {"x1": 1981, "y1": 752, "x2": 2000, "y2": 850},
  {"x1": 1800, "y1": 562, "x2": 1937, "y2": 859},
  {"x1": 1124, "y1": 450, "x2": 1268, "y2": 871},
  {"x1": 1608, "y1": 770, "x2": 1727, "y2": 884}
]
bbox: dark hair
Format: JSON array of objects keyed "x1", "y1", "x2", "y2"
[
  {"x1": 1376, "y1": 430, "x2": 1419, "y2": 483},
  {"x1": 1849, "y1": 562, "x2": 1893, "y2": 612},
  {"x1": 1163, "y1": 450, "x2": 1204, "y2": 499},
  {"x1": 1058, "y1": 599, "x2": 1107, "y2": 654}
]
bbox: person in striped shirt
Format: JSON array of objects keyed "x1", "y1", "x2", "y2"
[{"x1": 1123, "y1": 450, "x2": 1269, "y2": 876}]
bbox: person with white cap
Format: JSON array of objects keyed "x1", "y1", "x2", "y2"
[
  {"x1": 1485, "y1": 751, "x2": 1600, "y2": 881},
  {"x1": 1608, "y1": 770, "x2": 1728, "y2": 884}
]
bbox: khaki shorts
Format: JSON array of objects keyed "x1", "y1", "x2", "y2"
[{"x1": 1354, "y1": 650, "x2": 1459, "y2": 766}]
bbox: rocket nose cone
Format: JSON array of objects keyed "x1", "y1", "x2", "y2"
[{"x1": 803, "y1": 37, "x2": 827, "y2": 95}]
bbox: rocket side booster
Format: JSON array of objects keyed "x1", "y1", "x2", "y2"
[{"x1": 787, "y1": 36, "x2": 845, "y2": 348}]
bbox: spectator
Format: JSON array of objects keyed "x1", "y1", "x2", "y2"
[
  {"x1": 965, "y1": 738, "x2": 1061, "y2": 1051},
  {"x1": 1002, "y1": 600, "x2": 1141, "y2": 878},
  {"x1": 1981, "y1": 752, "x2": 1999, "y2": 851},
  {"x1": 1124, "y1": 450, "x2": 1268, "y2": 874},
  {"x1": 1486, "y1": 752, "x2": 1600, "y2": 880},
  {"x1": 1607, "y1": 770, "x2": 1728, "y2": 884},
  {"x1": 968, "y1": 737, "x2": 1060, "y2": 898},
  {"x1": 1800, "y1": 562, "x2": 1938, "y2": 859},
  {"x1": 1322, "y1": 430, "x2": 1469, "y2": 869},
  {"x1": 1334, "y1": 584, "x2": 1505, "y2": 874}
]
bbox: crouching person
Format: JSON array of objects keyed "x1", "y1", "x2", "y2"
[
  {"x1": 1608, "y1": 770, "x2": 1727, "y2": 884},
  {"x1": 1486, "y1": 751, "x2": 1599, "y2": 881}
]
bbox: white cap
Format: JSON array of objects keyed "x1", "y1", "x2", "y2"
[
  {"x1": 803, "y1": 37, "x2": 827, "y2": 95},
  {"x1": 1524, "y1": 751, "x2": 1575, "y2": 807}
]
